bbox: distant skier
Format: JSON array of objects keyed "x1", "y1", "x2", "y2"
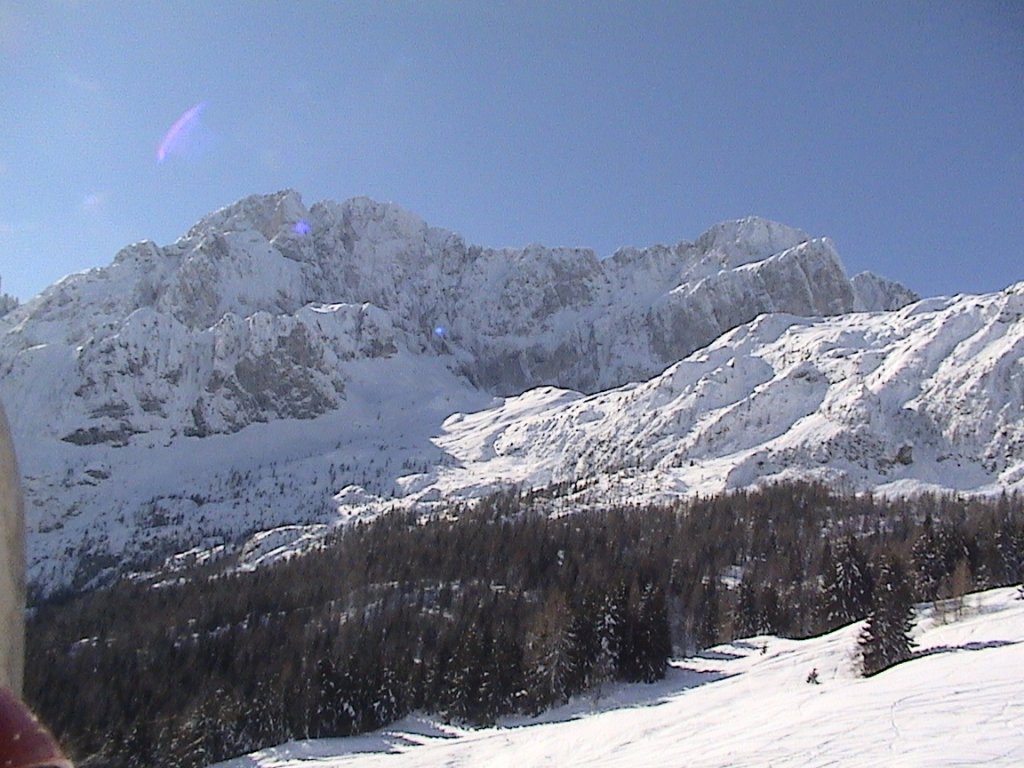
[{"x1": 806, "y1": 668, "x2": 819, "y2": 685}]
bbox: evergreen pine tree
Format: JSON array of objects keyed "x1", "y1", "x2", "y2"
[
  {"x1": 596, "y1": 582, "x2": 629, "y2": 683},
  {"x1": 695, "y1": 579, "x2": 721, "y2": 651},
  {"x1": 821, "y1": 537, "x2": 874, "y2": 627},
  {"x1": 911, "y1": 517, "x2": 944, "y2": 603},
  {"x1": 733, "y1": 578, "x2": 760, "y2": 637},
  {"x1": 564, "y1": 594, "x2": 600, "y2": 695},
  {"x1": 449, "y1": 623, "x2": 486, "y2": 723},
  {"x1": 633, "y1": 582, "x2": 671, "y2": 683},
  {"x1": 859, "y1": 555, "x2": 916, "y2": 676},
  {"x1": 523, "y1": 593, "x2": 573, "y2": 712},
  {"x1": 996, "y1": 518, "x2": 1024, "y2": 592}
]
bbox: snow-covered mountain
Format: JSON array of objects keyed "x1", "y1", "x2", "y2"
[
  {"x1": 2, "y1": 190, "x2": 1019, "y2": 596},
  {"x1": 212, "y1": 586, "x2": 1024, "y2": 768},
  {"x1": 0, "y1": 190, "x2": 878, "y2": 446},
  {"x1": 415, "y1": 284, "x2": 1024, "y2": 509}
]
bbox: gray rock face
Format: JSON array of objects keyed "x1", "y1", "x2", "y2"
[{"x1": 0, "y1": 399, "x2": 24, "y2": 693}]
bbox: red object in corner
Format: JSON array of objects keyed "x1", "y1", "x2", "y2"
[{"x1": 0, "y1": 688, "x2": 72, "y2": 768}]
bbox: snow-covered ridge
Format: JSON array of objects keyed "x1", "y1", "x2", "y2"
[
  {"x1": 0, "y1": 191, "x2": 886, "y2": 446},
  {"x1": 2, "y1": 189, "x2": 1010, "y2": 596},
  {"x1": 389, "y1": 281, "x2": 1024, "y2": 509},
  {"x1": 211, "y1": 586, "x2": 1024, "y2": 768}
]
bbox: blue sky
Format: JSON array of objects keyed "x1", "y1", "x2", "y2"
[{"x1": 1, "y1": 1, "x2": 1021, "y2": 301}]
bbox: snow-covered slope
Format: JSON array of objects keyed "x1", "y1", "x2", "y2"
[
  {"x1": 403, "y1": 283, "x2": 1024, "y2": 509},
  {"x1": 0, "y1": 190, "x2": 1012, "y2": 596},
  {"x1": 212, "y1": 586, "x2": 1024, "y2": 768}
]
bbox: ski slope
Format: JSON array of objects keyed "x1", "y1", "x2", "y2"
[{"x1": 214, "y1": 587, "x2": 1024, "y2": 768}]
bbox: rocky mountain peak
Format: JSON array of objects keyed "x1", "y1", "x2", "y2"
[
  {"x1": 185, "y1": 188, "x2": 310, "y2": 242},
  {"x1": 852, "y1": 271, "x2": 921, "y2": 312},
  {"x1": 1, "y1": 191, "x2": 964, "y2": 597},
  {"x1": 691, "y1": 216, "x2": 811, "y2": 271}
]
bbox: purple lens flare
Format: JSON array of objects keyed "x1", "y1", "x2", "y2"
[{"x1": 157, "y1": 101, "x2": 207, "y2": 163}]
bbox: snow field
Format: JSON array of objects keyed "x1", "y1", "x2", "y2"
[{"x1": 213, "y1": 587, "x2": 1024, "y2": 768}]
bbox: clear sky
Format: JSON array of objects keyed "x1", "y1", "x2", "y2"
[{"x1": 1, "y1": 1, "x2": 1021, "y2": 302}]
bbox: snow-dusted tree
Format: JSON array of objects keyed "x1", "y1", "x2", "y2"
[
  {"x1": 445, "y1": 614, "x2": 517, "y2": 726},
  {"x1": 821, "y1": 536, "x2": 874, "y2": 627},
  {"x1": 994, "y1": 513, "x2": 1024, "y2": 595},
  {"x1": 310, "y1": 656, "x2": 351, "y2": 737},
  {"x1": 912, "y1": 514, "x2": 944, "y2": 602},
  {"x1": 594, "y1": 581, "x2": 629, "y2": 687},
  {"x1": 564, "y1": 593, "x2": 601, "y2": 695},
  {"x1": 523, "y1": 592, "x2": 574, "y2": 712},
  {"x1": 859, "y1": 555, "x2": 916, "y2": 676}
]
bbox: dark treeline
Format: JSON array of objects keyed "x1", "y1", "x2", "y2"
[{"x1": 26, "y1": 482, "x2": 1024, "y2": 768}]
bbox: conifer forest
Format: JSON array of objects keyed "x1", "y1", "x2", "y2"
[{"x1": 26, "y1": 482, "x2": 1024, "y2": 768}]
